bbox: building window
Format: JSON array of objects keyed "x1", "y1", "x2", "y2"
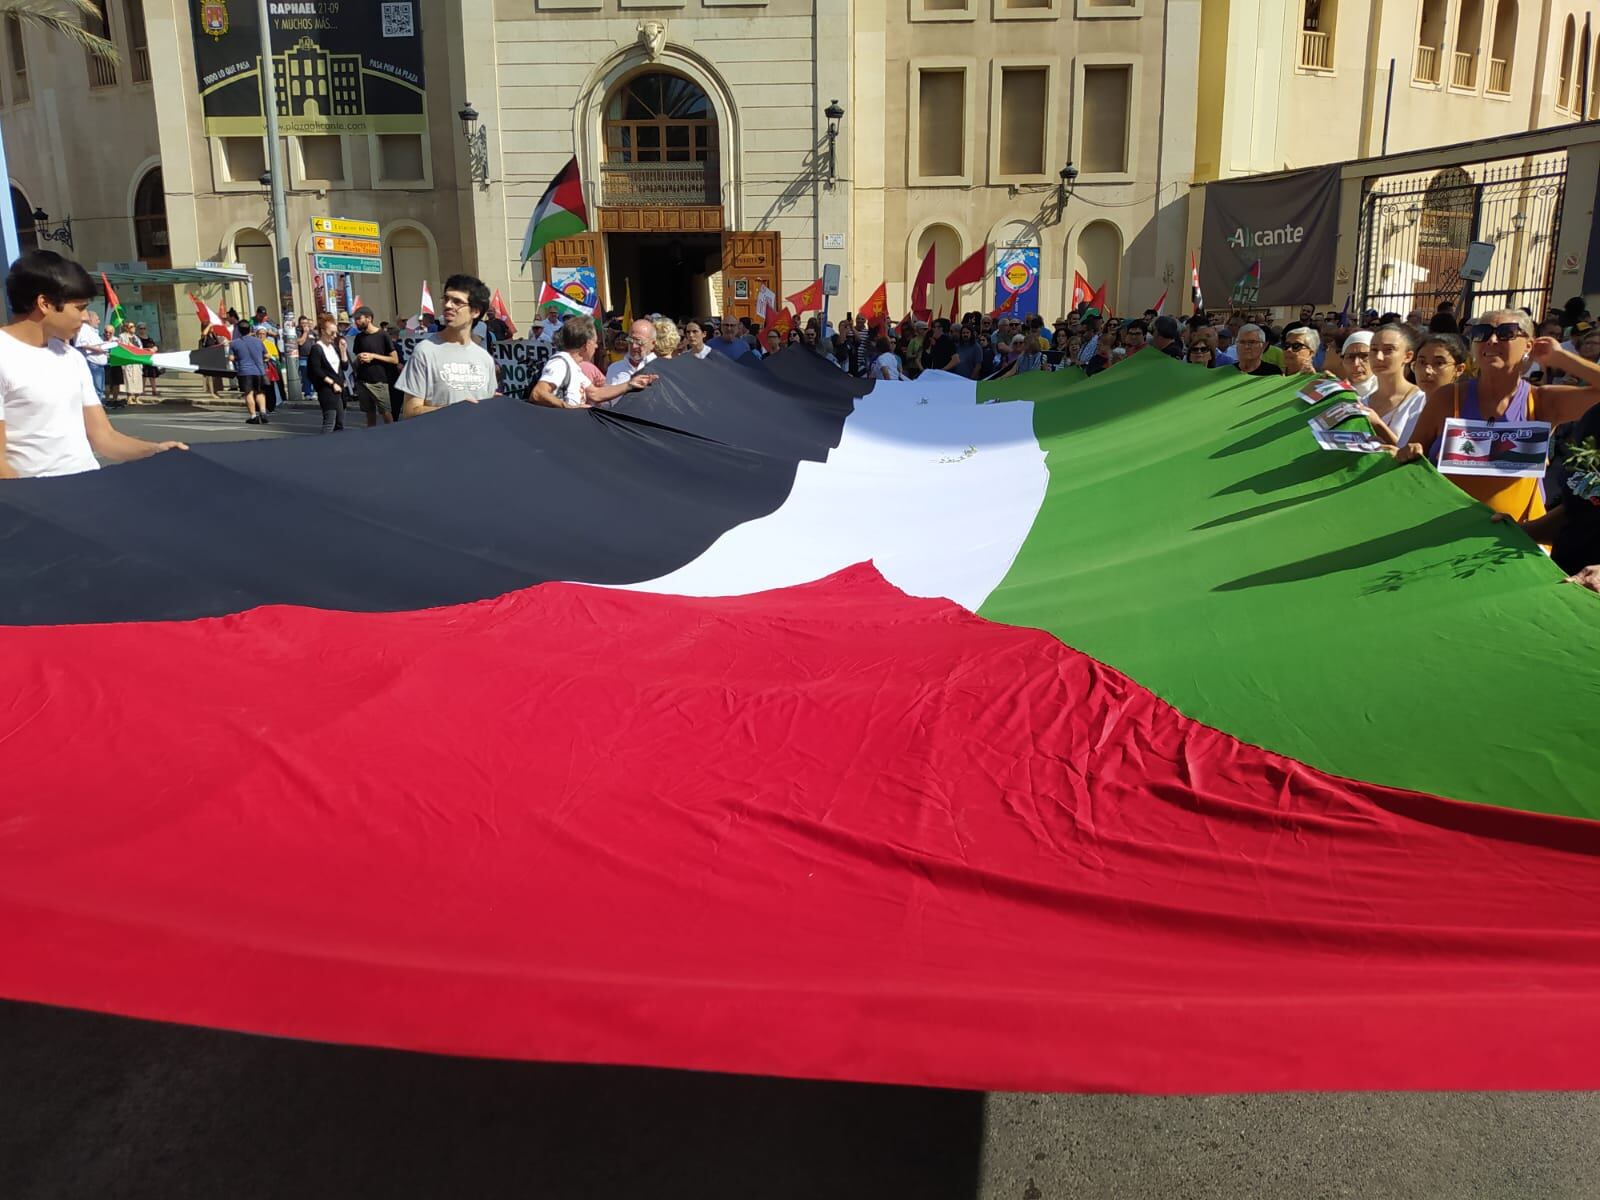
[
  {"x1": 1576, "y1": 29, "x2": 1592, "y2": 116},
  {"x1": 1415, "y1": 0, "x2": 1446, "y2": 84},
  {"x1": 378, "y1": 133, "x2": 425, "y2": 182},
  {"x1": 299, "y1": 135, "x2": 347, "y2": 183},
  {"x1": 600, "y1": 71, "x2": 720, "y2": 206},
  {"x1": 1079, "y1": 65, "x2": 1130, "y2": 174},
  {"x1": 914, "y1": 223, "x2": 963, "y2": 318},
  {"x1": 1486, "y1": 0, "x2": 1515, "y2": 95},
  {"x1": 1452, "y1": 0, "x2": 1483, "y2": 89},
  {"x1": 220, "y1": 137, "x2": 266, "y2": 184},
  {"x1": 126, "y1": 0, "x2": 150, "y2": 83},
  {"x1": 913, "y1": 0, "x2": 972, "y2": 20},
  {"x1": 83, "y1": 2, "x2": 117, "y2": 88},
  {"x1": 1001, "y1": 0, "x2": 1052, "y2": 12},
  {"x1": 917, "y1": 68, "x2": 966, "y2": 178},
  {"x1": 4, "y1": 17, "x2": 24, "y2": 104},
  {"x1": 11, "y1": 186, "x2": 36, "y2": 250},
  {"x1": 1299, "y1": 0, "x2": 1334, "y2": 71},
  {"x1": 997, "y1": 67, "x2": 1048, "y2": 176},
  {"x1": 1075, "y1": 0, "x2": 1140, "y2": 15},
  {"x1": 1558, "y1": 16, "x2": 1575, "y2": 113},
  {"x1": 132, "y1": 167, "x2": 169, "y2": 265}
]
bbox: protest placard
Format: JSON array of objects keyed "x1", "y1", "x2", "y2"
[{"x1": 1436, "y1": 418, "x2": 1551, "y2": 479}]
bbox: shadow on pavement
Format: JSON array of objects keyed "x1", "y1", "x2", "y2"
[{"x1": 0, "y1": 1000, "x2": 984, "y2": 1200}]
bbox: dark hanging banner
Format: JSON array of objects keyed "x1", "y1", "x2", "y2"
[
  {"x1": 191, "y1": 1, "x2": 427, "y2": 137},
  {"x1": 1200, "y1": 165, "x2": 1341, "y2": 308}
]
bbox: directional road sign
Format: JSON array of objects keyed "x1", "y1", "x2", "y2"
[
  {"x1": 311, "y1": 216, "x2": 380, "y2": 239},
  {"x1": 312, "y1": 253, "x2": 383, "y2": 274},
  {"x1": 313, "y1": 234, "x2": 381, "y2": 257}
]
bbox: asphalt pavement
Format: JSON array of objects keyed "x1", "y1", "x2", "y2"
[{"x1": 18, "y1": 399, "x2": 1598, "y2": 1198}]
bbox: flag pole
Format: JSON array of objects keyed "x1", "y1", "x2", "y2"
[{"x1": 255, "y1": 0, "x2": 301, "y2": 398}]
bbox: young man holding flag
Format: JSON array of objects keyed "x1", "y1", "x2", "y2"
[{"x1": 0, "y1": 252, "x2": 186, "y2": 479}]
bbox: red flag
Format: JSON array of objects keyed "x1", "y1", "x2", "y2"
[
  {"x1": 420, "y1": 281, "x2": 435, "y2": 317},
  {"x1": 944, "y1": 246, "x2": 987, "y2": 292},
  {"x1": 786, "y1": 278, "x2": 824, "y2": 314},
  {"x1": 189, "y1": 294, "x2": 231, "y2": 340},
  {"x1": 760, "y1": 304, "x2": 794, "y2": 340},
  {"x1": 352, "y1": 294, "x2": 364, "y2": 312},
  {"x1": 490, "y1": 289, "x2": 519, "y2": 338},
  {"x1": 1151, "y1": 288, "x2": 1169, "y2": 316},
  {"x1": 910, "y1": 245, "x2": 937, "y2": 323},
  {"x1": 1072, "y1": 272, "x2": 1094, "y2": 310},
  {"x1": 987, "y1": 290, "x2": 1020, "y2": 321},
  {"x1": 858, "y1": 281, "x2": 889, "y2": 332}
]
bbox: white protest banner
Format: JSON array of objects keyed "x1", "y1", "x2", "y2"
[
  {"x1": 1437, "y1": 418, "x2": 1551, "y2": 479},
  {"x1": 394, "y1": 332, "x2": 552, "y2": 401}
]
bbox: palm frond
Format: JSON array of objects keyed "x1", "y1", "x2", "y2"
[{"x1": 0, "y1": 0, "x2": 118, "y2": 61}]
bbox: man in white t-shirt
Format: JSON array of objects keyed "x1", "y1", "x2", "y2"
[
  {"x1": 0, "y1": 251, "x2": 187, "y2": 479},
  {"x1": 605, "y1": 318, "x2": 658, "y2": 385},
  {"x1": 532, "y1": 315, "x2": 657, "y2": 408}
]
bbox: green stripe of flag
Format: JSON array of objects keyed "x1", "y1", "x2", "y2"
[{"x1": 977, "y1": 354, "x2": 1600, "y2": 820}]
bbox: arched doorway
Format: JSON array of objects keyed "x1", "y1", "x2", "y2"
[
  {"x1": 600, "y1": 69, "x2": 723, "y2": 319},
  {"x1": 384, "y1": 226, "x2": 433, "y2": 324},
  {"x1": 1418, "y1": 166, "x2": 1474, "y2": 308},
  {"x1": 914, "y1": 223, "x2": 963, "y2": 319},
  {"x1": 232, "y1": 228, "x2": 275, "y2": 318},
  {"x1": 132, "y1": 167, "x2": 170, "y2": 268},
  {"x1": 1072, "y1": 221, "x2": 1122, "y2": 313},
  {"x1": 10, "y1": 186, "x2": 37, "y2": 252}
]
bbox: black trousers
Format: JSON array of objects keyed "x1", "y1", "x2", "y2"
[{"x1": 315, "y1": 384, "x2": 345, "y2": 433}]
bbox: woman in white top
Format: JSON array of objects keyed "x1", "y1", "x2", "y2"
[
  {"x1": 871, "y1": 335, "x2": 904, "y2": 381},
  {"x1": 1339, "y1": 330, "x2": 1377, "y2": 399},
  {"x1": 1358, "y1": 323, "x2": 1427, "y2": 447},
  {"x1": 683, "y1": 320, "x2": 713, "y2": 360}
]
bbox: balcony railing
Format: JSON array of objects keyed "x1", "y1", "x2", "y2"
[
  {"x1": 1486, "y1": 56, "x2": 1511, "y2": 94},
  {"x1": 599, "y1": 159, "x2": 718, "y2": 207},
  {"x1": 1299, "y1": 29, "x2": 1332, "y2": 71},
  {"x1": 133, "y1": 45, "x2": 150, "y2": 83},
  {"x1": 1415, "y1": 44, "x2": 1440, "y2": 84},
  {"x1": 86, "y1": 53, "x2": 117, "y2": 88},
  {"x1": 1451, "y1": 50, "x2": 1477, "y2": 89}
]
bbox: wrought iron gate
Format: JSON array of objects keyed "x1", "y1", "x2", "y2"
[{"x1": 1356, "y1": 155, "x2": 1565, "y2": 318}]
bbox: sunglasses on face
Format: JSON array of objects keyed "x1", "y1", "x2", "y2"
[
  {"x1": 1468, "y1": 323, "x2": 1526, "y2": 343},
  {"x1": 1283, "y1": 341, "x2": 1313, "y2": 353}
]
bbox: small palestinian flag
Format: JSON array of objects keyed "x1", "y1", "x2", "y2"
[
  {"x1": 1231, "y1": 258, "x2": 1262, "y2": 305},
  {"x1": 101, "y1": 273, "x2": 123, "y2": 328},
  {"x1": 106, "y1": 342, "x2": 232, "y2": 375},
  {"x1": 520, "y1": 156, "x2": 587, "y2": 269},
  {"x1": 536, "y1": 281, "x2": 591, "y2": 320}
]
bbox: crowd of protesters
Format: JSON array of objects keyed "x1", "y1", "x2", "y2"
[{"x1": 4, "y1": 246, "x2": 1595, "y2": 594}]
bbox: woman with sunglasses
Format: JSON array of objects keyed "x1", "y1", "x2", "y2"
[
  {"x1": 1397, "y1": 311, "x2": 1600, "y2": 521},
  {"x1": 1279, "y1": 326, "x2": 1320, "y2": 376}
]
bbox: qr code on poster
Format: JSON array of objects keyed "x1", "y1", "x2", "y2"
[{"x1": 381, "y1": 2, "x2": 414, "y2": 37}]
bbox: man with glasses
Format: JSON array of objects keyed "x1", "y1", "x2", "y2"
[
  {"x1": 1231, "y1": 324, "x2": 1280, "y2": 376},
  {"x1": 396, "y1": 274, "x2": 498, "y2": 418},
  {"x1": 606, "y1": 318, "x2": 658, "y2": 385}
]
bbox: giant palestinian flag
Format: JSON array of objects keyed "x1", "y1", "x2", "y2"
[{"x1": 2, "y1": 352, "x2": 1599, "y2": 1095}]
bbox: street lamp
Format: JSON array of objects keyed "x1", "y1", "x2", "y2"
[
  {"x1": 824, "y1": 98, "x2": 844, "y2": 183},
  {"x1": 459, "y1": 101, "x2": 490, "y2": 190},
  {"x1": 30, "y1": 207, "x2": 74, "y2": 250}
]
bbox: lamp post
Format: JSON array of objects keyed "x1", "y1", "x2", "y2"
[
  {"x1": 459, "y1": 102, "x2": 490, "y2": 190},
  {"x1": 255, "y1": 0, "x2": 300, "y2": 397},
  {"x1": 824, "y1": 98, "x2": 844, "y2": 184}
]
